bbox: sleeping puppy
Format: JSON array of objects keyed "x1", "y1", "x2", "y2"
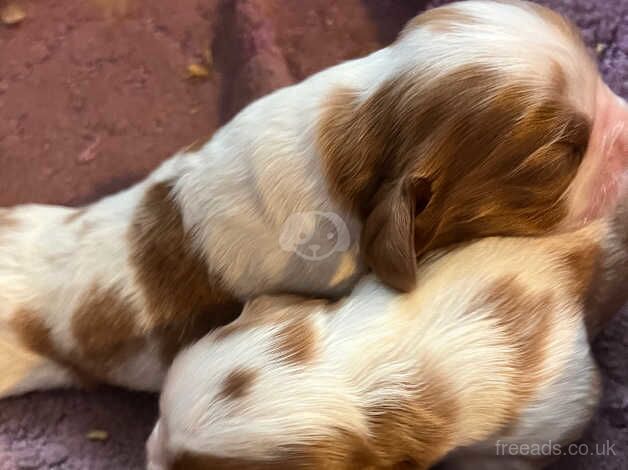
[
  {"x1": 147, "y1": 197, "x2": 628, "y2": 470},
  {"x1": 1, "y1": 0, "x2": 627, "y2": 396}
]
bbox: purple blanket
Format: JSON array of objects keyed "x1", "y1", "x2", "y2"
[{"x1": 0, "y1": 1, "x2": 626, "y2": 469}]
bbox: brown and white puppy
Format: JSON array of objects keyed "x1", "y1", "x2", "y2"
[
  {"x1": 0, "y1": 0, "x2": 627, "y2": 396},
  {"x1": 147, "y1": 197, "x2": 628, "y2": 470}
]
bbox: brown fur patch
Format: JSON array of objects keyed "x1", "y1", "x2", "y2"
[
  {"x1": 128, "y1": 181, "x2": 242, "y2": 363},
  {"x1": 274, "y1": 318, "x2": 317, "y2": 366},
  {"x1": 215, "y1": 295, "x2": 330, "y2": 342},
  {"x1": 10, "y1": 310, "x2": 95, "y2": 386},
  {"x1": 365, "y1": 371, "x2": 459, "y2": 469},
  {"x1": 10, "y1": 310, "x2": 59, "y2": 367},
  {"x1": 562, "y1": 242, "x2": 600, "y2": 299},
  {"x1": 219, "y1": 368, "x2": 257, "y2": 400},
  {"x1": 171, "y1": 428, "x2": 375, "y2": 470},
  {"x1": 284, "y1": 428, "x2": 375, "y2": 470},
  {"x1": 318, "y1": 62, "x2": 591, "y2": 291},
  {"x1": 71, "y1": 286, "x2": 145, "y2": 375},
  {"x1": 473, "y1": 275, "x2": 554, "y2": 423}
]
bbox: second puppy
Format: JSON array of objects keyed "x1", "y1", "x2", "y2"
[{"x1": 148, "y1": 199, "x2": 628, "y2": 470}]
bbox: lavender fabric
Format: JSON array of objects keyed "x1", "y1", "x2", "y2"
[{"x1": 0, "y1": 1, "x2": 626, "y2": 469}]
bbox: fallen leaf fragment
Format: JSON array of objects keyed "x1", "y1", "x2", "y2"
[
  {"x1": 86, "y1": 429, "x2": 109, "y2": 441},
  {"x1": 1, "y1": 3, "x2": 26, "y2": 25},
  {"x1": 187, "y1": 63, "x2": 210, "y2": 79}
]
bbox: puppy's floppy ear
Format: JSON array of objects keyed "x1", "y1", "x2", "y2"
[{"x1": 362, "y1": 176, "x2": 432, "y2": 292}]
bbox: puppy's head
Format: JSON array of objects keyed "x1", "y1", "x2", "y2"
[
  {"x1": 146, "y1": 299, "x2": 354, "y2": 470},
  {"x1": 318, "y1": 0, "x2": 627, "y2": 292}
]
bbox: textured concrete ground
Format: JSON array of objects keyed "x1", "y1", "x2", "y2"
[{"x1": 0, "y1": 0, "x2": 626, "y2": 468}]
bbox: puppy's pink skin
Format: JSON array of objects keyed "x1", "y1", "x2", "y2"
[{"x1": 568, "y1": 81, "x2": 628, "y2": 225}]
